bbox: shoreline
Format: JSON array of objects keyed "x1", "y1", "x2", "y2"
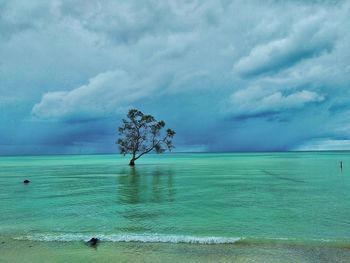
[
  {"x1": 1, "y1": 238, "x2": 350, "y2": 263},
  {"x1": 10, "y1": 232, "x2": 350, "y2": 248}
]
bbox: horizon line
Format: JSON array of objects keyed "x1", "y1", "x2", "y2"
[{"x1": 1, "y1": 150, "x2": 350, "y2": 157}]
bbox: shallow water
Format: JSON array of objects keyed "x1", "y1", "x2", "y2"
[{"x1": 1, "y1": 152, "x2": 350, "y2": 261}]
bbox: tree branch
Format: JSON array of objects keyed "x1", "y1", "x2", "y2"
[
  {"x1": 135, "y1": 131, "x2": 158, "y2": 160},
  {"x1": 135, "y1": 133, "x2": 171, "y2": 160}
]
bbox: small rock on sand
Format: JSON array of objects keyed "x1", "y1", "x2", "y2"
[{"x1": 87, "y1": 237, "x2": 99, "y2": 247}]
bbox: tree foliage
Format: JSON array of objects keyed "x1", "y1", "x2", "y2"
[{"x1": 117, "y1": 109, "x2": 176, "y2": 165}]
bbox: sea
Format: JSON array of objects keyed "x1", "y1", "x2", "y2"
[{"x1": 1, "y1": 152, "x2": 350, "y2": 262}]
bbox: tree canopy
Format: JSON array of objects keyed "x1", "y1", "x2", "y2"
[{"x1": 117, "y1": 109, "x2": 176, "y2": 166}]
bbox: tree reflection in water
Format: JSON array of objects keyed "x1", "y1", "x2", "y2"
[
  {"x1": 117, "y1": 165, "x2": 175, "y2": 233},
  {"x1": 115, "y1": 165, "x2": 176, "y2": 232},
  {"x1": 117, "y1": 165, "x2": 175, "y2": 205}
]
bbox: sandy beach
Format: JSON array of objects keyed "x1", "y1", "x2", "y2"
[{"x1": 2, "y1": 238, "x2": 350, "y2": 263}]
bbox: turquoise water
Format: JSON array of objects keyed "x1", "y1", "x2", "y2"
[{"x1": 1, "y1": 152, "x2": 350, "y2": 247}]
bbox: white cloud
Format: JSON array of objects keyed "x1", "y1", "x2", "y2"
[
  {"x1": 32, "y1": 70, "x2": 166, "y2": 119},
  {"x1": 294, "y1": 139, "x2": 350, "y2": 151},
  {"x1": 233, "y1": 13, "x2": 335, "y2": 76},
  {"x1": 228, "y1": 87, "x2": 325, "y2": 116}
]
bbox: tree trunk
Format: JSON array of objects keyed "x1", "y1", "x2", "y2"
[{"x1": 129, "y1": 158, "x2": 135, "y2": 166}]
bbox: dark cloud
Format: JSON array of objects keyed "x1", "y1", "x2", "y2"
[
  {"x1": 1, "y1": 0, "x2": 350, "y2": 154},
  {"x1": 231, "y1": 111, "x2": 282, "y2": 122}
]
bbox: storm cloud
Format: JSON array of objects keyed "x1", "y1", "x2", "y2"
[{"x1": 1, "y1": 0, "x2": 350, "y2": 154}]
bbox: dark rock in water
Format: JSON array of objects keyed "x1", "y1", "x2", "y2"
[
  {"x1": 23, "y1": 180, "x2": 30, "y2": 184},
  {"x1": 87, "y1": 237, "x2": 99, "y2": 247}
]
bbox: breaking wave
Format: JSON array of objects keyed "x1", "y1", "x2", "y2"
[{"x1": 15, "y1": 233, "x2": 242, "y2": 244}]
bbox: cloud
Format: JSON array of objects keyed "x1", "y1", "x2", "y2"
[
  {"x1": 57, "y1": 1, "x2": 188, "y2": 44},
  {"x1": 1, "y1": 0, "x2": 350, "y2": 154},
  {"x1": 227, "y1": 86, "x2": 325, "y2": 118},
  {"x1": 233, "y1": 14, "x2": 335, "y2": 77},
  {"x1": 294, "y1": 138, "x2": 350, "y2": 151},
  {"x1": 32, "y1": 69, "x2": 169, "y2": 120},
  {"x1": 0, "y1": 1, "x2": 52, "y2": 39}
]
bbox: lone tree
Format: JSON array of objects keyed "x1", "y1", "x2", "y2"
[{"x1": 117, "y1": 109, "x2": 176, "y2": 166}]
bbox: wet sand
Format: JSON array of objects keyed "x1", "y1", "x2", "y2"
[{"x1": 1, "y1": 238, "x2": 350, "y2": 263}]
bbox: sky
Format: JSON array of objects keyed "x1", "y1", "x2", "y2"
[{"x1": 1, "y1": 0, "x2": 350, "y2": 155}]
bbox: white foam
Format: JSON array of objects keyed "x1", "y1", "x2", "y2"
[
  {"x1": 269, "y1": 237, "x2": 334, "y2": 243},
  {"x1": 14, "y1": 233, "x2": 241, "y2": 244}
]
